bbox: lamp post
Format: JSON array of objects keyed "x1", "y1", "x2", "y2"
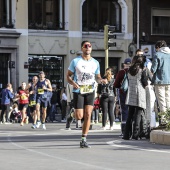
[{"x1": 137, "y1": 0, "x2": 140, "y2": 49}]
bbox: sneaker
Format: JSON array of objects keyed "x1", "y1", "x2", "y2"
[
  {"x1": 91, "y1": 120, "x2": 95, "y2": 124},
  {"x1": 20, "y1": 122, "x2": 24, "y2": 126},
  {"x1": 115, "y1": 118, "x2": 120, "y2": 122},
  {"x1": 4, "y1": 122, "x2": 12, "y2": 125},
  {"x1": 65, "y1": 127, "x2": 71, "y2": 130},
  {"x1": 80, "y1": 140, "x2": 91, "y2": 148},
  {"x1": 36, "y1": 121, "x2": 41, "y2": 128},
  {"x1": 31, "y1": 124, "x2": 36, "y2": 129},
  {"x1": 110, "y1": 126, "x2": 114, "y2": 130},
  {"x1": 66, "y1": 116, "x2": 73, "y2": 129},
  {"x1": 61, "y1": 119, "x2": 66, "y2": 123},
  {"x1": 42, "y1": 124, "x2": 46, "y2": 130},
  {"x1": 101, "y1": 127, "x2": 106, "y2": 130},
  {"x1": 95, "y1": 120, "x2": 98, "y2": 124}
]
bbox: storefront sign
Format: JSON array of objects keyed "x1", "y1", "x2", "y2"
[{"x1": 141, "y1": 45, "x2": 152, "y2": 58}]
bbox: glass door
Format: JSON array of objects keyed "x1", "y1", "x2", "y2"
[{"x1": 28, "y1": 55, "x2": 63, "y2": 87}]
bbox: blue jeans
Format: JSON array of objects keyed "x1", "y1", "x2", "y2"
[
  {"x1": 49, "y1": 104, "x2": 57, "y2": 121},
  {"x1": 120, "y1": 92, "x2": 128, "y2": 134}
]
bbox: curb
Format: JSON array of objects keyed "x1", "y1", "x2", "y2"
[{"x1": 150, "y1": 130, "x2": 170, "y2": 145}]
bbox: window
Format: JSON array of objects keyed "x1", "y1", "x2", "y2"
[
  {"x1": 0, "y1": 0, "x2": 14, "y2": 28},
  {"x1": 152, "y1": 8, "x2": 170, "y2": 35},
  {"x1": 82, "y1": 0, "x2": 121, "y2": 32},
  {"x1": 28, "y1": 0, "x2": 65, "y2": 30}
]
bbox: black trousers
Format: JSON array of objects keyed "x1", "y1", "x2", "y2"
[
  {"x1": 124, "y1": 106, "x2": 146, "y2": 139},
  {"x1": 100, "y1": 96, "x2": 115, "y2": 127},
  {"x1": 1, "y1": 104, "x2": 10, "y2": 122}
]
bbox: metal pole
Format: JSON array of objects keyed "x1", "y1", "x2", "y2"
[
  {"x1": 105, "y1": 49, "x2": 108, "y2": 70},
  {"x1": 104, "y1": 25, "x2": 109, "y2": 70},
  {"x1": 137, "y1": 0, "x2": 139, "y2": 49}
]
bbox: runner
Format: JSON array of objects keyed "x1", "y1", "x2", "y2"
[
  {"x1": 36, "y1": 71, "x2": 52, "y2": 130},
  {"x1": 66, "y1": 40, "x2": 107, "y2": 148},
  {"x1": 16, "y1": 82, "x2": 29, "y2": 126},
  {"x1": 27, "y1": 76, "x2": 38, "y2": 129}
]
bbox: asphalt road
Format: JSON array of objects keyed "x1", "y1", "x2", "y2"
[{"x1": 0, "y1": 122, "x2": 170, "y2": 170}]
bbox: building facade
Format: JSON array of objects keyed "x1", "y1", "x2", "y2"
[
  {"x1": 133, "y1": 0, "x2": 170, "y2": 59},
  {"x1": 0, "y1": 0, "x2": 133, "y2": 91}
]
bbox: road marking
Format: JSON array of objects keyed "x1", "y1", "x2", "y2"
[
  {"x1": 107, "y1": 140, "x2": 170, "y2": 154},
  {"x1": 7, "y1": 135, "x2": 114, "y2": 170}
]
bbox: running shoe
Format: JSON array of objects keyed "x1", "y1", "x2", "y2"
[
  {"x1": 20, "y1": 122, "x2": 24, "y2": 126},
  {"x1": 36, "y1": 121, "x2": 41, "y2": 128},
  {"x1": 80, "y1": 140, "x2": 91, "y2": 148},
  {"x1": 31, "y1": 124, "x2": 36, "y2": 129},
  {"x1": 42, "y1": 124, "x2": 46, "y2": 130}
]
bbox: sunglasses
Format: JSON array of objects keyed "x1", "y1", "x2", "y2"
[{"x1": 83, "y1": 44, "x2": 92, "y2": 48}]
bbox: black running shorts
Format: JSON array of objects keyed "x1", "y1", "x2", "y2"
[{"x1": 73, "y1": 92, "x2": 95, "y2": 109}]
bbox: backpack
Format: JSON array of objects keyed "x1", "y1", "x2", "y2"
[
  {"x1": 101, "y1": 78, "x2": 114, "y2": 98},
  {"x1": 120, "y1": 70, "x2": 128, "y2": 92}
]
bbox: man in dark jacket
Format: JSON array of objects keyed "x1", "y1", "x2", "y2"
[
  {"x1": 114, "y1": 58, "x2": 131, "y2": 136},
  {"x1": 49, "y1": 84, "x2": 58, "y2": 122},
  {"x1": 0, "y1": 83, "x2": 14, "y2": 123}
]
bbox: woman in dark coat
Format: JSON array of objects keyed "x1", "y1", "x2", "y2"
[{"x1": 123, "y1": 55, "x2": 148, "y2": 140}]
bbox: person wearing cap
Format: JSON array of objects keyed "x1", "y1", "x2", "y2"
[
  {"x1": 114, "y1": 58, "x2": 131, "y2": 136},
  {"x1": 66, "y1": 40, "x2": 107, "y2": 148},
  {"x1": 36, "y1": 71, "x2": 52, "y2": 130}
]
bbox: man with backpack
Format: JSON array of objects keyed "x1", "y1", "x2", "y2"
[{"x1": 114, "y1": 58, "x2": 131, "y2": 136}]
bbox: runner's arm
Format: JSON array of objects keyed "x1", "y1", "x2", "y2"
[{"x1": 66, "y1": 70, "x2": 79, "y2": 89}]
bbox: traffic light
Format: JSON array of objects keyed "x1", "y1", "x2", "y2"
[
  {"x1": 9, "y1": 61, "x2": 15, "y2": 68},
  {"x1": 104, "y1": 25, "x2": 117, "y2": 50}
]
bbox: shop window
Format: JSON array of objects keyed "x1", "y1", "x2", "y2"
[
  {"x1": 152, "y1": 8, "x2": 170, "y2": 35},
  {"x1": 0, "y1": 0, "x2": 14, "y2": 28},
  {"x1": 28, "y1": 55, "x2": 63, "y2": 87},
  {"x1": 28, "y1": 0, "x2": 65, "y2": 30},
  {"x1": 82, "y1": 0, "x2": 121, "y2": 32}
]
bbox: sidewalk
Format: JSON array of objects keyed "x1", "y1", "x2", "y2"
[{"x1": 90, "y1": 122, "x2": 121, "y2": 130}]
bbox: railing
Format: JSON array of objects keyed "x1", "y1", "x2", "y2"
[
  {"x1": 82, "y1": 23, "x2": 122, "y2": 32},
  {"x1": 0, "y1": 19, "x2": 15, "y2": 28},
  {"x1": 28, "y1": 20, "x2": 68, "y2": 30}
]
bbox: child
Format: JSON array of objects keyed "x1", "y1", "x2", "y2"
[
  {"x1": 91, "y1": 97, "x2": 100, "y2": 124},
  {"x1": 10, "y1": 103, "x2": 22, "y2": 123}
]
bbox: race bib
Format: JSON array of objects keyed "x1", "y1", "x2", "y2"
[
  {"x1": 29, "y1": 100, "x2": 36, "y2": 106},
  {"x1": 38, "y1": 88, "x2": 44, "y2": 94},
  {"x1": 80, "y1": 85, "x2": 93, "y2": 94},
  {"x1": 21, "y1": 95, "x2": 27, "y2": 100}
]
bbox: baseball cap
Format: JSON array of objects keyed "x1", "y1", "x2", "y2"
[
  {"x1": 124, "y1": 58, "x2": 131, "y2": 64},
  {"x1": 39, "y1": 71, "x2": 45, "y2": 75}
]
